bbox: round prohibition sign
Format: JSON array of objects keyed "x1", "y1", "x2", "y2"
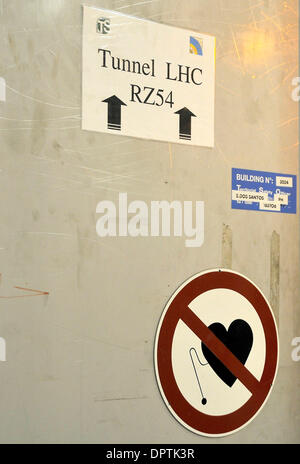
[{"x1": 154, "y1": 269, "x2": 279, "y2": 437}]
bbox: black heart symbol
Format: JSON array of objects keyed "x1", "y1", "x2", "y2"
[{"x1": 201, "y1": 319, "x2": 253, "y2": 387}]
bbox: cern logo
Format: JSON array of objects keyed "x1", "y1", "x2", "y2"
[{"x1": 97, "y1": 17, "x2": 110, "y2": 35}]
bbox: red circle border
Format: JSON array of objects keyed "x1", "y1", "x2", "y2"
[{"x1": 155, "y1": 270, "x2": 278, "y2": 436}]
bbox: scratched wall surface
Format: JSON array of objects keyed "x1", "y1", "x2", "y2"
[{"x1": 0, "y1": 0, "x2": 298, "y2": 444}]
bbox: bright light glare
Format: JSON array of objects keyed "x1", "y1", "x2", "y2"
[{"x1": 241, "y1": 30, "x2": 276, "y2": 66}]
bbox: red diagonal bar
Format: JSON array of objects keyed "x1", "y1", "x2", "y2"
[{"x1": 181, "y1": 307, "x2": 261, "y2": 396}]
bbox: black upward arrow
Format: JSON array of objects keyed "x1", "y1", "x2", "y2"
[
  {"x1": 102, "y1": 95, "x2": 127, "y2": 131},
  {"x1": 174, "y1": 107, "x2": 196, "y2": 141}
]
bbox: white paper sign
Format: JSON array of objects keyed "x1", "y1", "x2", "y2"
[{"x1": 82, "y1": 6, "x2": 215, "y2": 147}]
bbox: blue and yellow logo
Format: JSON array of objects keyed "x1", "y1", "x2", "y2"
[{"x1": 190, "y1": 37, "x2": 203, "y2": 56}]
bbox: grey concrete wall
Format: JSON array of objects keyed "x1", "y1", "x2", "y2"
[{"x1": 0, "y1": 0, "x2": 299, "y2": 444}]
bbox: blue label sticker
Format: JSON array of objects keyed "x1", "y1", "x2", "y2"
[{"x1": 232, "y1": 168, "x2": 297, "y2": 214}]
